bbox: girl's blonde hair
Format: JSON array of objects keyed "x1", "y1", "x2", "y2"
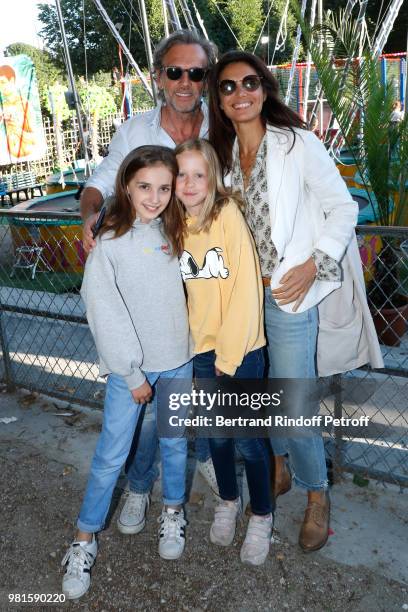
[{"x1": 174, "y1": 138, "x2": 243, "y2": 233}]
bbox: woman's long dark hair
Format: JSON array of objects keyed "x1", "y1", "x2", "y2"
[
  {"x1": 208, "y1": 50, "x2": 307, "y2": 173},
  {"x1": 99, "y1": 145, "x2": 185, "y2": 256}
]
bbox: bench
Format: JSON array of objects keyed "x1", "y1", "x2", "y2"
[{"x1": 1, "y1": 171, "x2": 44, "y2": 204}]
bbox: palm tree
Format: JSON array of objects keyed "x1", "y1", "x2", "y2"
[{"x1": 297, "y1": 9, "x2": 408, "y2": 227}]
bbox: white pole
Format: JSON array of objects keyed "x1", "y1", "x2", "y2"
[
  {"x1": 55, "y1": 0, "x2": 91, "y2": 177},
  {"x1": 139, "y1": 0, "x2": 158, "y2": 104}
]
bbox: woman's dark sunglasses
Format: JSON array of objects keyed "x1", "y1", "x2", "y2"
[
  {"x1": 160, "y1": 66, "x2": 208, "y2": 82},
  {"x1": 218, "y1": 75, "x2": 263, "y2": 96}
]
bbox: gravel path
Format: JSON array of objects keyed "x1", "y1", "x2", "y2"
[{"x1": 0, "y1": 434, "x2": 406, "y2": 612}]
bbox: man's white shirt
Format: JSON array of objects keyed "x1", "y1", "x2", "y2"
[{"x1": 85, "y1": 102, "x2": 209, "y2": 199}]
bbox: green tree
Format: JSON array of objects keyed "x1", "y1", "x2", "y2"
[
  {"x1": 227, "y1": 0, "x2": 264, "y2": 50},
  {"x1": 37, "y1": 0, "x2": 149, "y2": 76},
  {"x1": 205, "y1": 0, "x2": 264, "y2": 52}
]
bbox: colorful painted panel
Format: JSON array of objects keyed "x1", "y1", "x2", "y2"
[{"x1": 0, "y1": 55, "x2": 47, "y2": 164}]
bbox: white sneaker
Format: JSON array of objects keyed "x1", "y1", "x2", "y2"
[
  {"x1": 197, "y1": 458, "x2": 220, "y2": 497},
  {"x1": 240, "y1": 513, "x2": 273, "y2": 566},
  {"x1": 61, "y1": 536, "x2": 97, "y2": 600},
  {"x1": 158, "y1": 508, "x2": 186, "y2": 560},
  {"x1": 210, "y1": 498, "x2": 241, "y2": 546},
  {"x1": 117, "y1": 491, "x2": 150, "y2": 535}
]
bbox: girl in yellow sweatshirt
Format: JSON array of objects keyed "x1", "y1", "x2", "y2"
[{"x1": 175, "y1": 139, "x2": 273, "y2": 566}]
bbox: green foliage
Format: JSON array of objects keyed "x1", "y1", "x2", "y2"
[
  {"x1": 45, "y1": 82, "x2": 72, "y2": 122},
  {"x1": 196, "y1": 0, "x2": 235, "y2": 52},
  {"x1": 77, "y1": 79, "x2": 117, "y2": 118},
  {"x1": 132, "y1": 81, "x2": 155, "y2": 108},
  {"x1": 147, "y1": 0, "x2": 166, "y2": 43},
  {"x1": 90, "y1": 71, "x2": 122, "y2": 108},
  {"x1": 37, "y1": 0, "x2": 148, "y2": 75},
  {"x1": 4, "y1": 42, "x2": 65, "y2": 113},
  {"x1": 226, "y1": 0, "x2": 264, "y2": 50}
]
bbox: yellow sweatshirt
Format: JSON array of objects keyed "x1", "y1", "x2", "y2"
[{"x1": 180, "y1": 200, "x2": 265, "y2": 376}]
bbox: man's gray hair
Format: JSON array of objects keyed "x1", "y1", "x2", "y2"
[{"x1": 153, "y1": 29, "x2": 218, "y2": 71}]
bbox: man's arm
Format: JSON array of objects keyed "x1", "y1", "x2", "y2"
[
  {"x1": 80, "y1": 186, "x2": 104, "y2": 220},
  {"x1": 80, "y1": 187, "x2": 104, "y2": 253}
]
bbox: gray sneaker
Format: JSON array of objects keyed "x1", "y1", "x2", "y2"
[
  {"x1": 158, "y1": 508, "x2": 187, "y2": 560},
  {"x1": 210, "y1": 498, "x2": 241, "y2": 546},
  {"x1": 61, "y1": 536, "x2": 97, "y2": 600},
  {"x1": 240, "y1": 514, "x2": 273, "y2": 566},
  {"x1": 117, "y1": 491, "x2": 150, "y2": 535}
]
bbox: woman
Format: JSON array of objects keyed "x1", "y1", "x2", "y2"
[{"x1": 208, "y1": 51, "x2": 383, "y2": 552}]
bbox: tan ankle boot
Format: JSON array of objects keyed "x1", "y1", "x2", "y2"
[
  {"x1": 245, "y1": 458, "x2": 292, "y2": 516},
  {"x1": 273, "y1": 460, "x2": 292, "y2": 499},
  {"x1": 299, "y1": 495, "x2": 330, "y2": 552}
]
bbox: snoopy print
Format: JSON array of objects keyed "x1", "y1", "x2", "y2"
[{"x1": 179, "y1": 248, "x2": 229, "y2": 280}]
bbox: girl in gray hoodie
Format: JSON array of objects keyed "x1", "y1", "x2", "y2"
[{"x1": 61, "y1": 145, "x2": 192, "y2": 600}]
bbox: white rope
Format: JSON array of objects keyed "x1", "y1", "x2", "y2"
[
  {"x1": 302, "y1": 0, "x2": 317, "y2": 121},
  {"x1": 252, "y1": 0, "x2": 276, "y2": 54},
  {"x1": 82, "y1": 0, "x2": 91, "y2": 129},
  {"x1": 117, "y1": 0, "x2": 145, "y2": 42},
  {"x1": 284, "y1": 0, "x2": 308, "y2": 105},
  {"x1": 270, "y1": 0, "x2": 290, "y2": 65}
]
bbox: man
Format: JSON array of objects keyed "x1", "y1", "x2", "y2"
[
  {"x1": 81, "y1": 29, "x2": 216, "y2": 250},
  {"x1": 80, "y1": 29, "x2": 219, "y2": 541}
]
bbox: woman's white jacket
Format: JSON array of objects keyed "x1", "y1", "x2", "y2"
[{"x1": 262, "y1": 126, "x2": 383, "y2": 376}]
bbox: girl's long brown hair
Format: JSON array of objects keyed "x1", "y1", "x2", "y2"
[
  {"x1": 208, "y1": 51, "x2": 307, "y2": 174},
  {"x1": 99, "y1": 145, "x2": 185, "y2": 256}
]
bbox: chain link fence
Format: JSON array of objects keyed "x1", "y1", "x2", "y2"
[
  {"x1": 323, "y1": 226, "x2": 408, "y2": 488},
  {"x1": 0, "y1": 210, "x2": 406, "y2": 487}
]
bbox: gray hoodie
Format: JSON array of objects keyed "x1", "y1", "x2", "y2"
[{"x1": 81, "y1": 218, "x2": 191, "y2": 390}]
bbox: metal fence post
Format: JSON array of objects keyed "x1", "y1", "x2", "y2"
[
  {"x1": 332, "y1": 373, "x2": 343, "y2": 483},
  {"x1": 0, "y1": 308, "x2": 15, "y2": 392}
]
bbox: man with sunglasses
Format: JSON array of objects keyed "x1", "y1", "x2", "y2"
[
  {"x1": 80, "y1": 29, "x2": 217, "y2": 253},
  {"x1": 78, "y1": 28, "x2": 219, "y2": 555}
]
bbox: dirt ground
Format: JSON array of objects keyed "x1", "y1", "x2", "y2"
[{"x1": 0, "y1": 389, "x2": 407, "y2": 612}]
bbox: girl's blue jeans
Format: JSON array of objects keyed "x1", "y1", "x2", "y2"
[
  {"x1": 77, "y1": 360, "x2": 193, "y2": 533},
  {"x1": 264, "y1": 290, "x2": 328, "y2": 491},
  {"x1": 194, "y1": 348, "x2": 273, "y2": 516}
]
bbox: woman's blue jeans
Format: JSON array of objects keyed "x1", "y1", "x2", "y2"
[
  {"x1": 194, "y1": 349, "x2": 273, "y2": 516},
  {"x1": 77, "y1": 360, "x2": 192, "y2": 533},
  {"x1": 264, "y1": 290, "x2": 328, "y2": 491}
]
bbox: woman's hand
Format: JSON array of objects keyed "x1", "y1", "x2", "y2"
[
  {"x1": 82, "y1": 213, "x2": 98, "y2": 253},
  {"x1": 215, "y1": 367, "x2": 224, "y2": 376},
  {"x1": 131, "y1": 380, "x2": 152, "y2": 404},
  {"x1": 272, "y1": 257, "x2": 317, "y2": 312}
]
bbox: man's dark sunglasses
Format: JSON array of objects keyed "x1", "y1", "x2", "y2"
[
  {"x1": 218, "y1": 75, "x2": 263, "y2": 96},
  {"x1": 160, "y1": 66, "x2": 208, "y2": 82}
]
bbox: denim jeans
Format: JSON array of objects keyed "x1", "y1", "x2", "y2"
[
  {"x1": 264, "y1": 290, "x2": 328, "y2": 491},
  {"x1": 126, "y1": 404, "x2": 211, "y2": 494},
  {"x1": 77, "y1": 360, "x2": 192, "y2": 533},
  {"x1": 194, "y1": 349, "x2": 273, "y2": 516}
]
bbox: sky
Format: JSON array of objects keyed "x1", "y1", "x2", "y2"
[{"x1": 0, "y1": 0, "x2": 50, "y2": 52}]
